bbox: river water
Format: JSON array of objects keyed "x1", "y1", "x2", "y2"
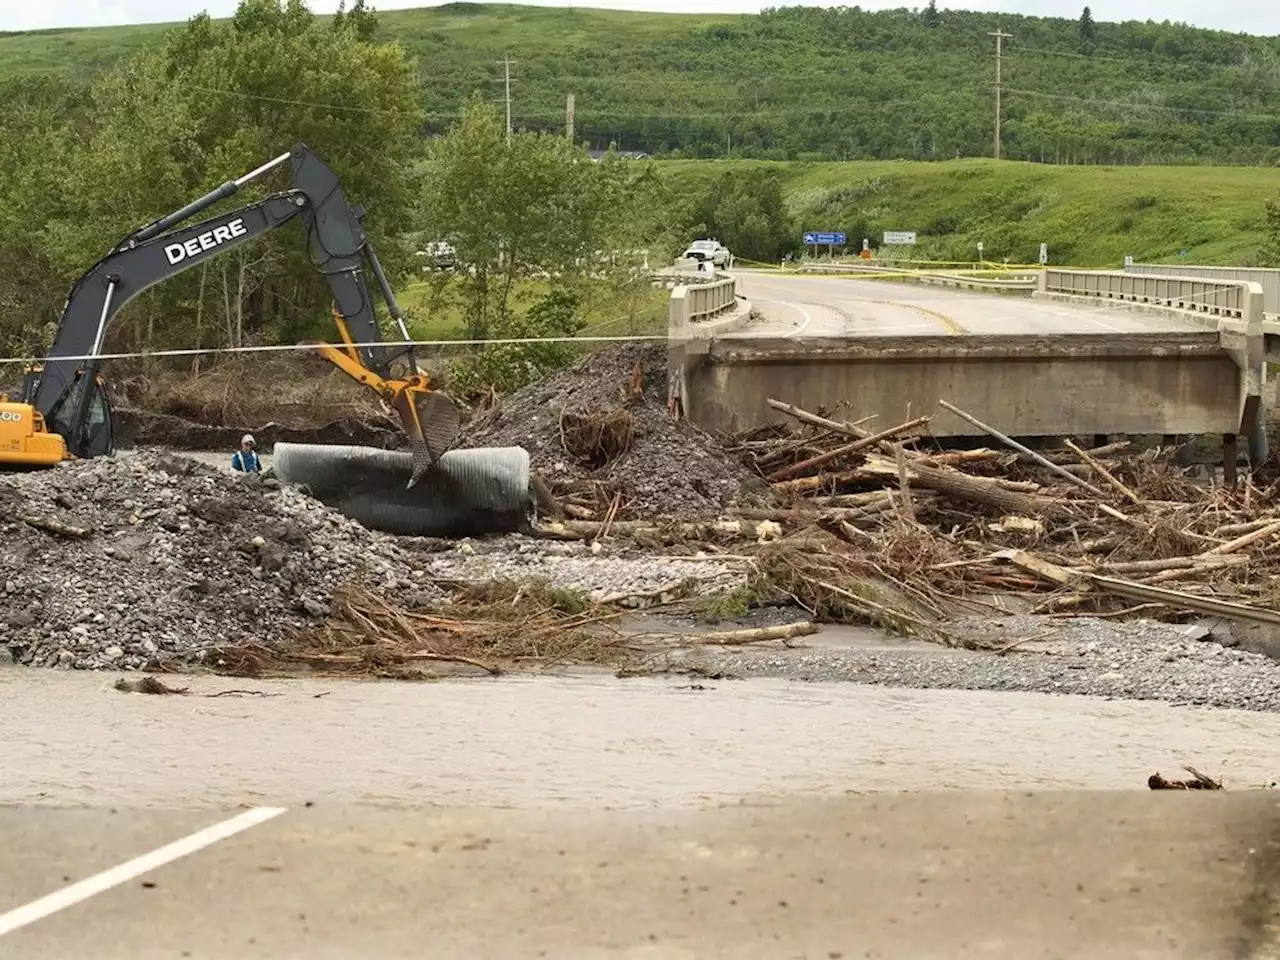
[{"x1": 3, "y1": 669, "x2": 1277, "y2": 810}]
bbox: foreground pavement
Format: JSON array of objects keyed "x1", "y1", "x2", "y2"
[
  {"x1": 1, "y1": 794, "x2": 1278, "y2": 958},
  {"x1": 2, "y1": 669, "x2": 1278, "y2": 958}
]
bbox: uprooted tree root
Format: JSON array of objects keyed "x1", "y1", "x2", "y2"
[
  {"x1": 559, "y1": 407, "x2": 635, "y2": 468},
  {"x1": 211, "y1": 582, "x2": 640, "y2": 679}
]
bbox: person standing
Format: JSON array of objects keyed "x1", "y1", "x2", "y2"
[{"x1": 232, "y1": 434, "x2": 261, "y2": 474}]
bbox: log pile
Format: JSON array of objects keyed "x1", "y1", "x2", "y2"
[{"x1": 710, "y1": 398, "x2": 1280, "y2": 631}]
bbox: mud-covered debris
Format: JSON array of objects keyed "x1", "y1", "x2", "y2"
[
  {"x1": 1148, "y1": 767, "x2": 1224, "y2": 790},
  {"x1": 465, "y1": 343, "x2": 771, "y2": 519}
]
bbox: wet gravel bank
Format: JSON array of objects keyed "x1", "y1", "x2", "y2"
[{"x1": 674, "y1": 615, "x2": 1280, "y2": 713}]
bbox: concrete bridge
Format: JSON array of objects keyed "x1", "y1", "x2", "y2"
[{"x1": 665, "y1": 264, "x2": 1272, "y2": 464}]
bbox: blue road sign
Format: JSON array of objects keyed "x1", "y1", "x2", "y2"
[{"x1": 803, "y1": 231, "x2": 847, "y2": 245}]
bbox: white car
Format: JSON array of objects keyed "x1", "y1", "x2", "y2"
[
  {"x1": 415, "y1": 241, "x2": 455, "y2": 270},
  {"x1": 682, "y1": 238, "x2": 731, "y2": 268}
]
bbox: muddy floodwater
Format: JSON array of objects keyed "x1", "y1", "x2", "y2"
[{"x1": 3, "y1": 669, "x2": 1278, "y2": 809}]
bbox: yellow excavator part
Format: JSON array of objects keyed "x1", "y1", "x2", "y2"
[
  {"x1": 309, "y1": 306, "x2": 462, "y2": 488},
  {"x1": 0, "y1": 401, "x2": 68, "y2": 466}
]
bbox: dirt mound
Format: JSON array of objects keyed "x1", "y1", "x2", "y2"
[
  {"x1": 0, "y1": 453, "x2": 441, "y2": 671},
  {"x1": 464, "y1": 344, "x2": 770, "y2": 519},
  {"x1": 115, "y1": 409, "x2": 405, "y2": 452}
]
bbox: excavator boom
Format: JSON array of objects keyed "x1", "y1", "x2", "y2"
[{"x1": 22, "y1": 143, "x2": 458, "y2": 484}]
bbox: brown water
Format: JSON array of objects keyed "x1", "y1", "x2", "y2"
[{"x1": 2, "y1": 669, "x2": 1277, "y2": 810}]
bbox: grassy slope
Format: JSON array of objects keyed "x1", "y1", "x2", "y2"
[
  {"x1": 0, "y1": 6, "x2": 723, "y2": 84},
  {"x1": 664, "y1": 159, "x2": 1280, "y2": 268}
]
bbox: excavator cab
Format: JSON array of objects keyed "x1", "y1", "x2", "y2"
[
  {"x1": 1, "y1": 367, "x2": 114, "y2": 466},
  {"x1": 38, "y1": 370, "x2": 115, "y2": 460}
]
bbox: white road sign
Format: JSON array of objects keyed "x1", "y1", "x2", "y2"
[{"x1": 882, "y1": 231, "x2": 917, "y2": 245}]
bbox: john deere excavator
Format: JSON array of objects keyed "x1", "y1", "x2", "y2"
[{"x1": 0, "y1": 143, "x2": 460, "y2": 487}]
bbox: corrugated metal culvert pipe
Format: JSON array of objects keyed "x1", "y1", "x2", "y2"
[{"x1": 273, "y1": 443, "x2": 533, "y2": 537}]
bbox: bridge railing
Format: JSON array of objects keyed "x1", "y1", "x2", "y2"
[
  {"x1": 1124, "y1": 263, "x2": 1280, "y2": 316},
  {"x1": 1042, "y1": 269, "x2": 1248, "y2": 319},
  {"x1": 680, "y1": 277, "x2": 738, "y2": 323}
]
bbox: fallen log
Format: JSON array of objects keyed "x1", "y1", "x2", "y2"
[
  {"x1": 690, "y1": 621, "x2": 818, "y2": 646},
  {"x1": 1063, "y1": 438, "x2": 1142, "y2": 506},
  {"x1": 1086, "y1": 574, "x2": 1280, "y2": 626},
  {"x1": 766, "y1": 416, "x2": 931, "y2": 482},
  {"x1": 766, "y1": 399, "x2": 874, "y2": 439},
  {"x1": 534, "y1": 518, "x2": 784, "y2": 542},
  {"x1": 1202, "y1": 519, "x2": 1280, "y2": 557},
  {"x1": 938, "y1": 399, "x2": 1106, "y2": 498},
  {"x1": 878, "y1": 458, "x2": 1072, "y2": 518}
]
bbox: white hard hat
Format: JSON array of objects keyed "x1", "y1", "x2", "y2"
[{"x1": 242, "y1": 434, "x2": 255, "y2": 446}]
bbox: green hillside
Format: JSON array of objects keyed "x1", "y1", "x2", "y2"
[
  {"x1": 2, "y1": 2, "x2": 1280, "y2": 164},
  {"x1": 664, "y1": 159, "x2": 1280, "y2": 267}
]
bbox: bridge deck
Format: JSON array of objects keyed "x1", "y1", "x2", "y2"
[{"x1": 735, "y1": 271, "x2": 1216, "y2": 339}]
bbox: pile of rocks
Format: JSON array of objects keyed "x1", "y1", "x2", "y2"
[
  {"x1": 0, "y1": 452, "x2": 439, "y2": 671},
  {"x1": 465, "y1": 343, "x2": 770, "y2": 518}
]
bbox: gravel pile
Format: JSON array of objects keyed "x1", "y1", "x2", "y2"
[
  {"x1": 465, "y1": 343, "x2": 770, "y2": 518},
  {"x1": 0, "y1": 452, "x2": 440, "y2": 671},
  {"x1": 0, "y1": 452, "x2": 755, "y2": 671},
  {"x1": 680, "y1": 614, "x2": 1280, "y2": 713}
]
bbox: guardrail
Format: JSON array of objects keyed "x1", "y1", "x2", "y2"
[
  {"x1": 790, "y1": 261, "x2": 1039, "y2": 293},
  {"x1": 1042, "y1": 269, "x2": 1248, "y2": 319},
  {"x1": 680, "y1": 276, "x2": 738, "y2": 323},
  {"x1": 1125, "y1": 263, "x2": 1280, "y2": 316},
  {"x1": 651, "y1": 262, "x2": 726, "y2": 289}
]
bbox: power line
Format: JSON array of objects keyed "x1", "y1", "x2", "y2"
[
  {"x1": 163, "y1": 78, "x2": 1280, "y2": 132},
  {"x1": 186, "y1": 83, "x2": 422, "y2": 117},
  {"x1": 0, "y1": 334, "x2": 668, "y2": 367},
  {"x1": 1004, "y1": 87, "x2": 1280, "y2": 119},
  {"x1": 1008, "y1": 44, "x2": 1252, "y2": 68}
]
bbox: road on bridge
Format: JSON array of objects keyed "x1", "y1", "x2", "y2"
[{"x1": 734, "y1": 269, "x2": 1217, "y2": 338}]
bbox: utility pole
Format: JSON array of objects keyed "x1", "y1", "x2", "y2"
[
  {"x1": 566, "y1": 92, "x2": 575, "y2": 141},
  {"x1": 989, "y1": 28, "x2": 1011, "y2": 160},
  {"x1": 497, "y1": 55, "x2": 516, "y2": 142}
]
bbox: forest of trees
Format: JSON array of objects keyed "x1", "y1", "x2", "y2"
[
  {"x1": 2, "y1": 2, "x2": 1280, "y2": 166},
  {"x1": 0, "y1": 1, "x2": 695, "y2": 366}
]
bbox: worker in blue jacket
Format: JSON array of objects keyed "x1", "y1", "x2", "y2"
[{"x1": 232, "y1": 434, "x2": 261, "y2": 474}]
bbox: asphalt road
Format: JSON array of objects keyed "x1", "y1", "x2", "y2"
[{"x1": 734, "y1": 270, "x2": 1217, "y2": 338}]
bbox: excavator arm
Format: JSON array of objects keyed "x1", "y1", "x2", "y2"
[{"x1": 29, "y1": 143, "x2": 459, "y2": 486}]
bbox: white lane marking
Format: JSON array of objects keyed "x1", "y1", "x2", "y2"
[
  {"x1": 0, "y1": 806, "x2": 287, "y2": 938},
  {"x1": 749, "y1": 297, "x2": 813, "y2": 338}
]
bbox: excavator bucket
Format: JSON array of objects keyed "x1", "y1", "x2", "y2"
[{"x1": 391, "y1": 386, "x2": 462, "y2": 488}]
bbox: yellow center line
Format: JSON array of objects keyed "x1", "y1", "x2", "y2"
[{"x1": 886, "y1": 300, "x2": 967, "y2": 335}]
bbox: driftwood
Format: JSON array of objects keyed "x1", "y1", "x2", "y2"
[
  {"x1": 21, "y1": 515, "x2": 93, "y2": 539},
  {"x1": 690, "y1": 621, "x2": 818, "y2": 645},
  {"x1": 1148, "y1": 767, "x2": 1223, "y2": 790},
  {"x1": 938, "y1": 399, "x2": 1106, "y2": 498},
  {"x1": 766, "y1": 416, "x2": 930, "y2": 482},
  {"x1": 722, "y1": 396, "x2": 1280, "y2": 631}
]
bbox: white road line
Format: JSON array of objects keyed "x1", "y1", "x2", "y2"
[
  {"x1": 749, "y1": 297, "x2": 814, "y2": 338},
  {"x1": 0, "y1": 806, "x2": 287, "y2": 938}
]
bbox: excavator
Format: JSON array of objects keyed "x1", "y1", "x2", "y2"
[{"x1": 0, "y1": 143, "x2": 460, "y2": 487}]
